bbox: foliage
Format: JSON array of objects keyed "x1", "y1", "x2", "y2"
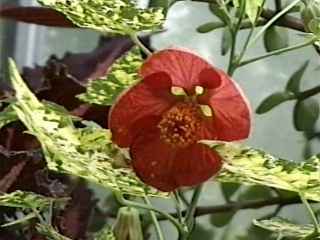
[
  {"x1": 209, "y1": 141, "x2": 320, "y2": 202},
  {"x1": 77, "y1": 47, "x2": 142, "y2": 105},
  {"x1": 38, "y1": 0, "x2": 164, "y2": 35},
  {"x1": 0, "y1": 190, "x2": 58, "y2": 211},
  {"x1": 0, "y1": 104, "x2": 18, "y2": 129},
  {"x1": 36, "y1": 224, "x2": 72, "y2": 240},
  {"x1": 8, "y1": 59, "x2": 166, "y2": 198},
  {"x1": 254, "y1": 218, "x2": 316, "y2": 239},
  {"x1": 2, "y1": 0, "x2": 320, "y2": 238}
]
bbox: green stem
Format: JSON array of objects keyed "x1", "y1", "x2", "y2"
[
  {"x1": 227, "y1": 0, "x2": 246, "y2": 76},
  {"x1": 174, "y1": 191, "x2": 184, "y2": 223},
  {"x1": 143, "y1": 196, "x2": 164, "y2": 240},
  {"x1": 114, "y1": 192, "x2": 186, "y2": 236},
  {"x1": 227, "y1": 31, "x2": 237, "y2": 76},
  {"x1": 130, "y1": 33, "x2": 152, "y2": 56},
  {"x1": 300, "y1": 193, "x2": 319, "y2": 231},
  {"x1": 178, "y1": 190, "x2": 190, "y2": 207},
  {"x1": 184, "y1": 185, "x2": 204, "y2": 234},
  {"x1": 248, "y1": 0, "x2": 301, "y2": 47},
  {"x1": 275, "y1": 0, "x2": 282, "y2": 11},
  {"x1": 238, "y1": 0, "x2": 266, "y2": 65},
  {"x1": 239, "y1": 39, "x2": 315, "y2": 67},
  {"x1": 298, "y1": 85, "x2": 320, "y2": 100}
]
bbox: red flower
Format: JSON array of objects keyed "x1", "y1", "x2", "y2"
[{"x1": 109, "y1": 49, "x2": 251, "y2": 192}]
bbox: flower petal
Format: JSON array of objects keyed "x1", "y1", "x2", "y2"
[
  {"x1": 130, "y1": 128, "x2": 178, "y2": 191},
  {"x1": 172, "y1": 143, "x2": 222, "y2": 187},
  {"x1": 130, "y1": 127, "x2": 223, "y2": 191},
  {"x1": 140, "y1": 49, "x2": 215, "y2": 93},
  {"x1": 109, "y1": 80, "x2": 177, "y2": 147},
  {"x1": 198, "y1": 68, "x2": 222, "y2": 89},
  {"x1": 198, "y1": 70, "x2": 251, "y2": 141}
]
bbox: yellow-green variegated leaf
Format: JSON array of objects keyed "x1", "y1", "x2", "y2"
[
  {"x1": 77, "y1": 47, "x2": 142, "y2": 105},
  {"x1": 8, "y1": 59, "x2": 166, "y2": 198},
  {"x1": 38, "y1": 0, "x2": 164, "y2": 35},
  {"x1": 205, "y1": 141, "x2": 320, "y2": 201},
  {"x1": 36, "y1": 224, "x2": 72, "y2": 240},
  {"x1": 94, "y1": 225, "x2": 116, "y2": 240},
  {"x1": 253, "y1": 218, "x2": 316, "y2": 239},
  {"x1": 0, "y1": 191, "x2": 57, "y2": 211},
  {"x1": 245, "y1": 0, "x2": 264, "y2": 23},
  {"x1": 0, "y1": 104, "x2": 18, "y2": 129}
]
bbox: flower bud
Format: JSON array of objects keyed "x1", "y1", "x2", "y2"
[
  {"x1": 301, "y1": 0, "x2": 320, "y2": 32},
  {"x1": 113, "y1": 207, "x2": 143, "y2": 240}
]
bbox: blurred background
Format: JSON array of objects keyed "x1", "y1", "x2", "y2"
[{"x1": 1, "y1": 0, "x2": 319, "y2": 239}]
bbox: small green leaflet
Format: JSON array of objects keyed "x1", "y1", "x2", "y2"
[
  {"x1": 253, "y1": 218, "x2": 316, "y2": 239},
  {"x1": 36, "y1": 224, "x2": 72, "y2": 240},
  {"x1": 230, "y1": 0, "x2": 264, "y2": 23},
  {"x1": 38, "y1": 0, "x2": 164, "y2": 35},
  {"x1": 204, "y1": 141, "x2": 320, "y2": 202},
  {"x1": 94, "y1": 225, "x2": 116, "y2": 240},
  {"x1": 0, "y1": 104, "x2": 18, "y2": 129},
  {"x1": 245, "y1": 0, "x2": 264, "y2": 23},
  {"x1": 0, "y1": 191, "x2": 55, "y2": 211},
  {"x1": 8, "y1": 59, "x2": 166, "y2": 198},
  {"x1": 78, "y1": 47, "x2": 142, "y2": 105}
]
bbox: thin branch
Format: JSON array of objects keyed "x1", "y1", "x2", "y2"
[
  {"x1": 261, "y1": 8, "x2": 305, "y2": 32},
  {"x1": 275, "y1": 0, "x2": 282, "y2": 12},
  {"x1": 157, "y1": 196, "x2": 302, "y2": 220},
  {"x1": 192, "y1": 0, "x2": 305, "y2": 32}
]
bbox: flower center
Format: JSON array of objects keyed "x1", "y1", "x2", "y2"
[{"x1": 158, "y1": 103, "x2": 201, "y2": 148}]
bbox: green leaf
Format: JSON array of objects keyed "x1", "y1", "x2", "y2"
[
  {"x1": 0, "y1": 104, "x2": 18, "y2": 129},
  {"x1": 209, "y1": 3, "x2": 231, "y2": 25},
  {"x1": 0, "y1": 191, "x2": 59, "y2": 211},
  {"x1": 8, "y1": 59, "x2": 167, "y2": 198},
  {"x1": 210, "y1": 211, "x2": 235, "y2": 228},
  {"x1": 77, "y1": 47, "x2": 142, "y2": 105},
  {"x1": 36, "y1": 224, "x2": 72, "y2": 240},
  {"x1": 239, "y1": 185, "x2": 273, "y2": 201},
  {"x1": 197, "y1": 22, "x2": 224, "y2": 33},
  {"x1": 245, "y1": 0, "x2": 264, "y2": 23},
  {"x1": 203, "y1": 141, "x2": 320, "y2": 202},
  {"x1": 149, "y1": 0, "x2": 169, "y2": 14},
  {"x1": 263, "y1": 26, "x2": 289, "y2": 52},
  {"x1": 254, "y1": 218, "x2": 316, "y2": 239},
  {"x1": 221, "y1": 28, "x2": 232, "y2": 56},
  {"x1": 256, "y1": 91, "x2": 295, "y2": 114},
  {"x1": 94, "y1": 225, "x2": 116, "y2": 240},
  {"x1": 220, "y1": 182, "x2": 240, "y2": 200},
  {"x1": 294, "y1": 98, "x2": 320, "y2": 131},
  {"x1": 38, "y1": 0, "x2": 164, "y2": 35},
  {"x1": 286, "y1": 61, "x2": 309, "y2": 94}
]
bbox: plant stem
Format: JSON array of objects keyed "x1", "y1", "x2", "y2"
[
  {"x1": 184, "y1": 185, "x2": 204, "y2": 236},
  {"x1": 227, "y1": 0, "x2": 246, "y2": 75},
  {"x1": 239, "y1": 39, "x2": 315, "y2": 67},
  {"x1": 114, "y1": 192, "x2": 186, "y2": 236},
  {"x1": 227, "y1": 31, "x2": 238, "y2": 76},
  {"x1": 130, "y1": 33, "x2": 152, "y2": 57},
  {"x1": 248, "y1": 0, "x2": 302, "y2": 47},
  {"x1": 275, "y1": 0, "x2": 282, "y2": 12},
  {"x1": 173, "y1": 191, "x2": 184, "y2": 223},
  {"x1": 236, "y1": 0, "x2": 266, "y2": 71},
  {"x1": 298, "y1": 85, "x2": 320, "y2": 100},
  {"x1": 300, "y1": 193, "x2": 319, "y2": 230},
  {"x1": 143, "y1": 196, "x2": 164, "y2": 240}
]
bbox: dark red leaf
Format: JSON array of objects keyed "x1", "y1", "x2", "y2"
[
  {"x1": 57, "y1": 182, "x2": 96, "y2": 239},
  {"x1": 0, "y1": 6, "x2": 76, "y2": 27}
]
